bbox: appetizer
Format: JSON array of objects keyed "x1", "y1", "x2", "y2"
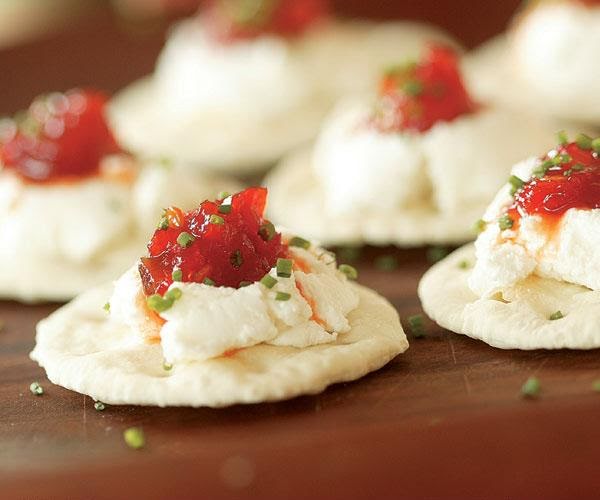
[
  {"x1": 465, "y1": 0, "x2": 600, "y2": 123},
  {"x1": 419, "y1": 133, "x2": 600, "y2": 349},
  {"x1": 266, "y1": 44, "x2": 556, "y2": 246},
  {"x1": 31, "y1": 188, "x2": 408, "y2": 407},
  {"x1": 0, "y1": 89, "x2": 238, "y2": 302},
  {"x1": 110, "y1": 0, "x2": 455, "y2": 174}
]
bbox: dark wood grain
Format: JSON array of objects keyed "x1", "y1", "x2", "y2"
[{"x1": 2, "y1": 246, "x2": 600, "y2": 499}]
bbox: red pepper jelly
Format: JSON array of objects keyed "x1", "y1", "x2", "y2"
[
  {"x1": 0, "y1": 89, "x2": 122, "y2": 183},
  {"x1": 503, "y1": 138, "x2": 600, "y2": 231},
  {"x1": 139, "y1": 187, "x2": 287, "y2": 296},
  {"x1": 203, "y1": 0, "x2": 329, "y2": 42},
  {"x1": 371, "y1": 44, "x2": 477, "y2": 134}
]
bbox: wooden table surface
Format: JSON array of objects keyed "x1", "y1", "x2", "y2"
[{"x1": 3, "y1": 2, "x2": 600, "y2": 499}]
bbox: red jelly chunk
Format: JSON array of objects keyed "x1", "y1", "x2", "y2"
[
  {"x1": 204, "y1": 0, "x2": 329, "y2": 42},
  {"x1": 0, "y1": 89, "x2": 121, "y2": 183},
  {"x1": 372, "y1": 44, "x2": 477, "y2": 134},
  {"x1": 139, "y1": 187, "x2": 286, "y2": 296}
]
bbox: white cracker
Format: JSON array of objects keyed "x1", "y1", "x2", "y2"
[
  {"x1": 418, "y1": 244, "x2": 600, "y2": 350},
  {"x1": 30, "y1": 283, "x2": 408, "y2": 407},
  {"x1": 265, "y1": 148, "x2": 484, "y2": 246}
]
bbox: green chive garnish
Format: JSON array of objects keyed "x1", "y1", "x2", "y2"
[
  {"x1": 336, "y1": 246, "x2": 362, "y2": 263},
  {"x1": 557, "y1": 130, "x2": 568, "y2": 145},
  {"x1": 103, "y1": 302, "x2": 110, "y2": 312},
  {"x1": 123, "y1": 427, "x2": 145, "y2": 450},
  {"x1": 217, "y1": 191, "x2": 230, "y2": 200},
  {"x1": 576, "y1": 133, "x2": 593, "y2": 150},
  {"x1": 532, "y1": 160, "x2": 552, "y2": 178},
  {"x1": 209, "y1": 214, "x2": 225, "y2": 225},
  {"x1": 498, "y1": 214, "x2": 514, "y2": 231},
  {"x1": 260, "y1": 274, "x2": 278, "y2": 289},
  {"x1": 171, "y1": 268, "x2": 183, "y2": 282},
  {"x1": 163, "y1": 361, "x2": 173, "y2": 371},
  {"x1": 592, "y1": 138, "x2": 600, "y2": 153},
  {"x1": 508, "y1": 175, "x2": 524, "y2": 196},
  {"x1": 258, "y1": 221, "x2": 276, "y2": 241},
  {"x1": 203, "y1": 277, "x2": 215, "y2": 286},
  {"x1": 374, "y1": 255, "x2": 398, "y2": 271},
  {"x1": 29, "y1": 381, "x2": 43, "y2": 396},
  {"x1": 572, "y1": 163, "x2": 585, "y2": 171},
  {"x1": 218, "y1": 204, "x2": 232, "y2": 214},
  {"x1": 146, "y1": 288, "x2": 182, "y2": 313},
  {"x1": 157, "y1": 216, "x2": 169, "y2": 230},
  {"x1": 473, "y1": 219, "x2": 487, "y2": 234},
  {"x1": 289, "y1": 236, "x2": 311, "y2": 249},
  {"x1": 275, "y1": 291, "x2": 291, "y2": 301},
  {"x1": 230, "y1": 250, "x2": 243, "y2": 268},
  {"x1": 549, "y1": 310, "x2": 564, "y2": 321},
  {"x1": 165, "y1": 288, "x2": 182, "y2": 301},
  {"x1": 94, "y1": 401, "x2": 105, "y2": 411},
  {"x1": 339, "y1": 264, "x2": 358, "y2": 280},
  {"x1": 407, "y1": 314, "x2": 425, "y2": 338},
  {"x1": 521, "y1": 377, "x2": 541, "y2": 398},
  {"x1": 177, "y1": 232, "x2": 195, "y2": 248},
  {"x1": 427, "y1": 246, "x2": 448, "y2": 263},
  {"x1": 276, "y1": 258, "x2": 293, "y2": 278}
]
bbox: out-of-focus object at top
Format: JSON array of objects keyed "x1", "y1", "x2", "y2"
[{"x1": 109, "y1": 0, "x2": 201, "y2": 20}]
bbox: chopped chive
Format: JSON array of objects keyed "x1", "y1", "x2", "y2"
[
  {"x1": 258, "y1": 221, "x2": 276, "y2": 241},
  {"x1": 402, "y1": 80, "x2": 423, "y2": 96},
  {"x1": 532, "y1": 160, "x2": 552, "y2": 178},
  {"x1": 457, "y1": 260, "x2": 470, "y2": 270},
  {"x1": 289, "y1": 236, "x2": 311, "y2": 249},
  {"x1": 275, "y1": 291, "x2": 291, "y2": 301},
  {"x1": 260, "y1": 274, "x2": 278, "y2": 289},
  {"x1": 94, "y1": 401, "x2": 105, "y2": 411},
  {"x1": 572, "y1": 163, "x2": 585, "y2": 172},
  {"x1": 218, "y1": 204, "x2": 232, "y2": 214},
  {"x1": 217, "y1": 191, "x2": 230, "y2": 200},
  {"x1": 407, "y1": 314, "x2": 425, "y2": 338},
  {"x1": 498, "y1": 214, "x2": 514, "y2": 231},
  {"x1": 209, "y1": 214, "x2": 225, "y2": 225},
  {"x1": 508, "y1": 175, "x2": 524, "y2": 196},
  {"x1": 559, "y1": 153, "x2": 572, "y2": 164},
  {"x1": 230, "y1": 250, "x2": 243, "y2": 268},
  {"x1": 176, "y1": 231, "x2": 195, "y2": 248},
  {"x1": 239, "y1": 281, "x2": 252, "y2": 287},
  {"x1": 473, "y1": 219, "x2": 487, "y2": 234},
  {"x1": 171, "y1": 268, "x2": 183, "y2": 282},
  {"x1": 427, "y1": 246, "x2": 448, "y2": 263},
  {"x1": 146, "y1": 289, "x2": 182, "y2": 313},
  {"x1": 557, "y1": 130, "x2": 568, "y2": 145},
  {"x1": 163, "y1": 361, "x2": 173, "y2": 371},
  {"x1": 549, "y1": 310, "x2": 564, "y2": 321},
  {"x1": 339, "y1": 264, "x2": 358, "y2": 280},
  {"x1": 374, "y1": 254, "x2": 398, "y2": 271},
  {"x1": 276, "y1": 258, "x2": 293, "y2": 278},
  {"x1": 165, "y1": 288, "x2": 182, "y2": 301},
  {"x1": 103, "y1": 302, "x2": 110, "y2": 312},
  {"x1": 563, "y1": 169, "x2": 573, "y2": 177},
  {"x1": 203, "y1": 277, "x2": 215, "y2": 286},
  {"x1": 123, "y1": 427, "x2": 145, "y2": 450},
  {"x1": 576, "y1": 133, "x2": 593, "y2": 150},
  {"x1": 157, "y1": 216, "x2": 169, "y2": 230},
  {"x1": 336, "y1": 246, "x2": 362, "y2": 263},
  {"x1": 593, "y1": 138, "x2": 600, "y2": 153},
  {"x1": 592, "y1": 380, "x2": 600, "y2": 392},
  {"x1": 29, "y1": 381, "x2": 43, "y2": 396},
  {"x1": 521, "y1": 377, "x2": 541, "y2": 398}
]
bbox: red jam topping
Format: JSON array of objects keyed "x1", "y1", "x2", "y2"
[
  {"x1": 0, "y1": 89, "x2": 122, "y2": 183},
  {"x1": 139, "y1": 187, "x2": 287, "y2": 296},
  {"x1": 504, "y1": 139, "x2": 600, "y2": 231},
  {"x1": 371, "y1": 44, "x2": 477, "y2": 134},
  {"x1": 203, "y1": 0, "x2": 329, "y2": 42}
]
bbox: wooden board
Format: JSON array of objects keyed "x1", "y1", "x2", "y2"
[{"x1": 2, "y1": 247, "x2": 600, "y2": 499}]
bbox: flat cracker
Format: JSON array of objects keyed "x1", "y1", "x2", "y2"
[
  {"x1": 418, "y1": 244, "x2": 600, "y2": 349},
  {"x1": 265, "y1": 148, "x2": 484, "y2": 246},
  {"x1": 31, "y1": 283, "x2": 408, "y2": 407}
]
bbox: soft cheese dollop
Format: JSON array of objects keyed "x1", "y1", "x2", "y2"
[
  {"x1": 109, "y1": 187, "x2": 360, "y2": 362},
  {"x1": 313, "y1": 45, "x2": 555, "y2": 218},
  {"x1": 512, "y1": 1, "x2": 600, "y2": 122},
  {"x1": 469, "y1": 136, "x2": 600, "y2": 297}
]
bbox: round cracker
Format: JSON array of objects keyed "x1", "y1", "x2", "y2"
[
  {"x1": 418, "y1": 244, "x2": 600, "y2": 350},
  {"x1": 30, "y1": 283, "x2": 408, "y2": 407},
  {"x1": 265, "y1": 148, "x2": 484, "y2": 246}
]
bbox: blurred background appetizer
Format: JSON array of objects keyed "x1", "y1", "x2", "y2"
[
  {"x1": 31, "y1": 188, "x2": 408, "y2": 406},
  {"x1": 419, "y1": 132, "x2": 600, "y2": 349},
  {"x1": 109, "y1": 0, "x2": 456, "y2": 175},
  {"x1": 0, "y1": 88, "x2": 238, "y2": 302},
  {"x1": 266, "y1": 44, "x2": 557, "y2": 246}
]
